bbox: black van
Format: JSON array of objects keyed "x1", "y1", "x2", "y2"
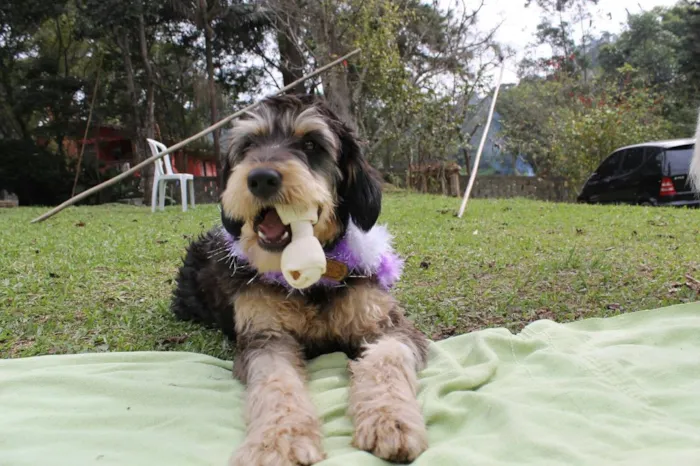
[{"x1": 577, "y1": 139, "x2": 699, "y2": 207}]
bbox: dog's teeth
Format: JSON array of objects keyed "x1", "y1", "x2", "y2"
[
  {"x1": 258, "y1": 231, "x2": 267, "y2": 240},
  {"x1": 281, "y1": 231, "x2": 289, "y2": 240}
]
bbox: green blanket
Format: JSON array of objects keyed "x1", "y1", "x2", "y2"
[{"x1": 2, "y1": 303, "x2": 700, "y2": 465}]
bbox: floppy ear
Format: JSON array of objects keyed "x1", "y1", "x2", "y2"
[
  {"x1": 336, "y1": 124, "x2": 382, "y2": 231},
  {"x1": 219, "y1": 158, "x2": 244, "y2": 238}
]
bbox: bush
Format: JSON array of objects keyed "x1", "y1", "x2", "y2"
[
  {"x1": 500, "y1": 77, "x2": 674, "y2": 191},
  {"x1": 0, "y1": 140, "x2": 73, "y2": 206},
  {"x1": 0, "y1": 140, "x2": 141, "y2": 206},
  {"x1": 545, "y1": 85, "x2": 672, "y2": 190}
]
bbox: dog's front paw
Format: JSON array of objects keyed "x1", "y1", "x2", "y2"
[
  {"x1": 229, "y1": 427, "x2": 326, "y2": 466},
  {"x1": 353, "y1": 408, "x2": 428, "y2": 463}
]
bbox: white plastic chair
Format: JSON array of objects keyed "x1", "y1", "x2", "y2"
[{"x1": 147, "y1": 138, "x2": 195, "y2": 212}]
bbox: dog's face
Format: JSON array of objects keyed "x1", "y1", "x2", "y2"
[{"x1": 220, "y1": 94, "x2": 382, "y2": 272}]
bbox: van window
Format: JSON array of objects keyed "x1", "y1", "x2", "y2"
[
  {"x1": 641, "y1": 147, "x2": 663, "y2": 176},
  {"x1": 663, "y1": 145, "x2": 694, "y2": 176},
  {"x1": 619, "y1": 148, "x2": 645, "y2": 173},
  {"x1": 596, "y1": 151, "x2": 624, "y2": 178}
]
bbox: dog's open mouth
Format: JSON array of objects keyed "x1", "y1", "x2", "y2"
[{"x1": 253, "y1": 208, "x2": 292, "y2": 252}]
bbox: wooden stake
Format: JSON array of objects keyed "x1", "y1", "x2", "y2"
[
  {"x1": 457, "y1": 61, "x2": 506, "y2": 218},
  {"x1": 31, "y1": 49, "x2": 361, "y2": 224}
]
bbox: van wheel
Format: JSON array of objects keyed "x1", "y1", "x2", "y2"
[{"x1": 640, "y1": 201, "x2": 653, "y2": 207}]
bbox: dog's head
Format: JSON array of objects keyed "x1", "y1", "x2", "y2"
[{"x1": 220, "y1": 94, "x2": 382, "y2": 272}]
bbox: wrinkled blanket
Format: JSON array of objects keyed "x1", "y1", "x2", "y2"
[{"x1": 1, "y1": 302, "x2": 699, "y2": 465}]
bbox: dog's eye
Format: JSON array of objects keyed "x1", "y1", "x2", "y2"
[
  {"x1": 303, "y1": 140, "x2": 316, "y2": 152},
  {"x1": 239, "y1": 140, "x2": 253, "y2": 153}
]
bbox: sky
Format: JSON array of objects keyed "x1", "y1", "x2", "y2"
[{"x1": 456, "y1": 0, "x2": 681, "y2": 84}]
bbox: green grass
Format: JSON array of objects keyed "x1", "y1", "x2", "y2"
[{"x1": 1, "y1": 193, "x2": 698, "y2": 359}]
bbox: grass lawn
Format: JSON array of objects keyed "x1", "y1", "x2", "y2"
[{"x1": 1, "y1": 192, "x2": 698, "y2": 359}]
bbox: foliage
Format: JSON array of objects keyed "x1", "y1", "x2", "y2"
[
  {"x1": 0, "y1": 140, "x2": 72, "y2": 205},
  {"x1": 2, "y1": 0, "x2": 502, "y2": 205},
  {"x1": 344, "y1": 0, "x2": 497, "y2": 169},
  {"x1": 501, "y1": 1, "x2": 700, "y2": 190},
  {"x1": 545, "y1": 83, "x2": 671, "y2": 188},
  {"x1": 598, "y1": 9, "x2": 678, "y2": 89},
  {"x1": 0, "y1": 139, "x2": 139, "y2": 206},
  {"x1": 501, "y1": 72, "x2": 673, "y2": 190},
  {"x1": 525, "y1": 0, "x2": 599, "y2": 12},
  {"x1": 4, "y1": 0, "x2": 697, "y2": 206},
  {"x1": 0, "y1": 1, "x2": 83, "y2": 142},
  {"x1": 0, "y1": 0, "x2": 272, "y2": 204},
  {"x1": 258, "y1": 0, "x2": 500, "y2": 170}
]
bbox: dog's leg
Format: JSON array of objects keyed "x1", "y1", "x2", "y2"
[
  {"x1": 349, "y1": 327, "x2": 429, "y2": 463},
  {"x1": 229, "y1": 331, "x2": 325, "y2": 466}
]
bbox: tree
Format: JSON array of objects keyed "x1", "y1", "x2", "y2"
[
  {"x1": 598, "y1": 9, "x2": 678, "y2": 90},
  {"x1": 525, "y1": 0, "x2": 598, "y2": 12},
  {"x1": 500, "y1": 0, "x2": 700, "y2": 191},
  {"x1": 2, "y1": 0, "x2": 503, "y2": 204},
  {"x1": 255, "y1": 0, "x2": 500, "y2": 171},
  {"x1": 597, "y1": 3, "x2": 700, "y2": 134},
  {"x1": 0, "y1": 0, "x2": 76, "y2": 141},
  {"x1": 498, "y1": 77, "x2": 564, "y2": 174},
  {"x1": 169, "y1": 0, "x2": 268, "y2": 167},
  {"x1": 75, "y1": 0, "x2": 163, "y2": 199}
]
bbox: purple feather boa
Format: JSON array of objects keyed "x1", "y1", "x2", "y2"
[{"x1": 221, "y1": 221, "x2": 404, "y2": 291}]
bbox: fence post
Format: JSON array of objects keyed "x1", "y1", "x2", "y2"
[
  {"x1": 449, "y1": 172, "x2": 460, "y2": 197},
  {"x1": 439, "y1": 165, "x2": 447, "y2": 195}
]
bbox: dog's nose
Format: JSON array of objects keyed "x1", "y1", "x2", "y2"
[{"x1": 247, "y1": 168, "x2": 282, "y2": 199}]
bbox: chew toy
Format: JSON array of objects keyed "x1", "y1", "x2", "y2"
[{"x1": 275, "y1": 205, "x2": 326, "y2": 289}]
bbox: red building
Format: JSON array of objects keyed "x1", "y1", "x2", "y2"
[{"x1": 64, "y1": 125, "x2": 218, "y2": 177}]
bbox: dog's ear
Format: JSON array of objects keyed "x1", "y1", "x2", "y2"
[
  {"x1": 219, "y1": 158, "x2": 244, "y2": 238},
  {"x1": 336, "y1": 124, "x2": 382, "y2": 231}
]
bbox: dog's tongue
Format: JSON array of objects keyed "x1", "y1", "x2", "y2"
[{"x1": 259, "y1": 209, "x2": 286, "y2": 240}]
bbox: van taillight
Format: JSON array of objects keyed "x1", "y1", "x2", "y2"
[{"x1": 659, "y1": 177, "x2": 676, "y2": 197}]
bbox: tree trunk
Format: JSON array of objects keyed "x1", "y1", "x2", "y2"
[
  {"x1": 271, "y1": 0, "x2": 307, "y2": 94},
  {"x1": 419, "y1": 173, "x2": 428, "y2": 193},
  {"x1": 200, "y1": 0, "x2": 221, "y2": 185},
  {"x1": 382, "y1": 151, "x2": 392, "y2": 171},
  {"x1": 277, "y1": 23, "x2": 306, "y2": 94},
  {"x1": 449, "y1": 172, "x2": 460, "y2": 197},
  {"x1": 462, "y1": 122, "x2": 482, "y2": 177},
  {"x1": 439, "y1": 165, "x2": 447, "y2": 195},
  {"x1": 313, "y1": 4, "x2": 355, "y2": 128},
  {"x1": 137, "y1": 5, "x2": 156, "y2": 203},
  {"x1": 115, "y1": 32, "x2": 146, "y2": 181},
  {"x1": 463, "y1": 148, "x2": 472, "y2": 177},
  {"x1": 580, "y1": 15, "x2": 587, "y2": 83},
  {"x1": 322, "y1": 64, "x2": 354, "y2": 127}
]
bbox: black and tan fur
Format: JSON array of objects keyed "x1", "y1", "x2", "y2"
[{"x1": 171, "y1": 94, "x2": 429, "y2": 465}]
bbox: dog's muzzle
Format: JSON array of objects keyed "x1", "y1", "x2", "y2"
[{"x1": 247, "y1": 168, "x2": 282, "y2": 200}]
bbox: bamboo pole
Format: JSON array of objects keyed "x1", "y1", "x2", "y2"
[
  {"x1": 457, "y1": 61, "x2": 506, "y2": 218},
  {"x1": 31, "y1": 48, "x2": 361, "y2": 224}
]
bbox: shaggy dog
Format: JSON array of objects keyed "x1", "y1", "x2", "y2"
[{"x1": 171, "y1": 94, "x2": 429, "y2": 465}]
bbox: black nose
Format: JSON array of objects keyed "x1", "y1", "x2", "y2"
[{"x1": 247, "y1": 168, "x2": 282, "y2": 199}]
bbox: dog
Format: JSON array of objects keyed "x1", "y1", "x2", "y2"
[
  {"x1": 690, "y1": 108, "x2": 700, "y2": 193},
  {"x1": 171, "y1": 94, "x2": 429, "y2": 465}
]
